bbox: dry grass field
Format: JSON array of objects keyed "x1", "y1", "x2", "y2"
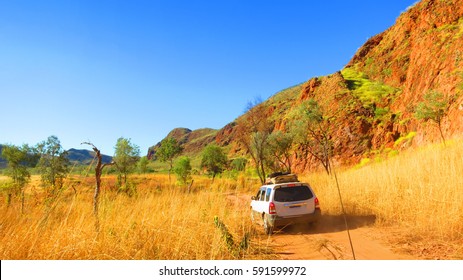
[
  {"x1": 306, "y1": 139, "x2": 463, "y2": 240},
  {"x1": 303, "y1": 139, "x2": 463, "y2": 258},
  {"x1": 1, "y1": 138, "x2": 463, "y2": 259},
  {"x1": 0, "y1": 174, "x2": 272, "y2": 260}
]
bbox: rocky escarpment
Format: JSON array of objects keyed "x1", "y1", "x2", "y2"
[
  {"x1": 150, "y1": 0, "x2": 463, "y2": 172},
  {"x1": 347, "y1": 0, "x2": 463, "y2": 145},
  {"x1": 147, "y1": 128, "x2": 217, "y2": 159}
]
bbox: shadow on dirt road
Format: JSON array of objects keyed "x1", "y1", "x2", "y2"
[{"x1": 273, "y1": 214, "x2": 376, "y2": 235}]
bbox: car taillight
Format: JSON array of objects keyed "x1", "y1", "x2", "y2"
[
  {"x1": 269, "y1": 202, "x2": 276, "y2": 214},
  {"x1": 314, "y1": 197, "x2": 320, "y2": 208}
]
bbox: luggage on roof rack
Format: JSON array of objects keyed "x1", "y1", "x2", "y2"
[{"x1": 265, "y1": 172, "x2": 299, "y2": 184}]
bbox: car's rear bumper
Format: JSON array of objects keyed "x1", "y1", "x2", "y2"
[{"x1": 269, "y1": 208, "x2": 321, "y2": 227}]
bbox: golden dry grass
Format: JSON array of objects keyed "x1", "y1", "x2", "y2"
[
  {"x1": 0, "y1": 174, "x2": 272, "y2": 260},
  {"x1": 304, "y1": 139, "x2": 463, "y2": 242},
  {"x1": 2, "y1": 138, "x2": 463, "y2": 259}
]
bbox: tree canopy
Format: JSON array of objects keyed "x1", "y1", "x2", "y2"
[
  {"x1": 156, "y1": 137, "x2": 183, "y2": 179},
  {"x1": 113, "y1": 137, "x2": 140, "y2": 193},
  {"x1": 173, "y1": 156, "x2": 192, "y2": 187},
  {"x1": 1, "y1": 144, "x2": 32, "y2": 210},
  {"x1": 415, "y1": 90, "x2": 450, "y2": 144},
  {"x1": 201, "y1": 144, "x2": 228, "y2": 181},
  {"x1": 235, "y1": 99, "x2": 273, "y2": 184},
  {"x1": 36, "y1": 135, "x2": 70, "y2": 190}
]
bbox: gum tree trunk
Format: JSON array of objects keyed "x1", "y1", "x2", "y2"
[{"x1": 81, "y1": 142, "x2": 113, "y2": 230}]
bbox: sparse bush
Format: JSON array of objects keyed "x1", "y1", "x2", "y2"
[{"x1": 173, "y1": 156, "x2": 192, "y2": 187}]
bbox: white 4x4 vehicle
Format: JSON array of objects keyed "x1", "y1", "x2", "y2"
[{"x1": 250, "y1": 173, "x2": 321, "y2": 235}]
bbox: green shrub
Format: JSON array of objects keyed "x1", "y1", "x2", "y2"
[
  {"x1": 394, "y1": 131, "x2": 417, "y2": 148},
  {"x1": 341, "y1": 67, "x2": 400, "y2": 110},
  {"x1": 173, "y1": 156, "x2": 192, "y2": 186}
]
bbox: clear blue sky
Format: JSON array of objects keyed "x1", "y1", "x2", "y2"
[{"x1": 0, "y1": 0, "x2": 418, "y2": 156}]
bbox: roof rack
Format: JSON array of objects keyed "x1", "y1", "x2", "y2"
[{"x1": 265, "y1": 172, "x2": 299, "y2": 184}]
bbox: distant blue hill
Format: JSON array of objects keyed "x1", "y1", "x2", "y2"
[
  {"x1": 0, "y1": 145, "x2": 112, "y2": 169},
  {"x1": 67, "y1": 148, "x2": 112, "y2": 165}
]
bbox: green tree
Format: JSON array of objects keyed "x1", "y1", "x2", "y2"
[
  {"x1": 173, "y1": 156, "x2": 192, "y2": 188},
  {"x1": 249, "y1": 131, "x2": 271, "y2": 182},
  {"x1": 113, "y1": 137, "x2": 140, "y2": 194},
  {"x1": 289, "y1": 99, "x2": 334, "y2": 174},
  {"x1": 36, "y1": 135, "x2": 70, "y2": 191},
  {"x1": 156, "y1": 137, "x2": 183, "y2": 180},
  {"x1": 201, "y1": 144, "x2": 228, "y2": 182},
  {"x1": 1, "y1": 144, "x2": 32, "y2": 211},
  {"x1": 267, "y1": 130, "x2": 294, "y2": 173},
  {"x1": 415, "y1": 90, "x2": 450, "y2": 145},
  {"x1": 235, "y1": 98, "x2": 273, "y2": 184},
  {"x1": 137, "y1": 156, "x2": 150, "y2": 174}
]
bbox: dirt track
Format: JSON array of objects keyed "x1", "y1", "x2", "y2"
[
  {"x1": 228, "y1": 193, "x2": 415, "y2": 260},
  {"x1": 266, "y1": 215, "x2": 413, "y2": 260}
]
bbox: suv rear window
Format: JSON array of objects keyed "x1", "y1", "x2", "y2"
[{"x1": 274, "y1": 185, "x2": 313, "y2": 202}]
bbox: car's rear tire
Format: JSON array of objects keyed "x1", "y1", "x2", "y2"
[{"x1": 263, "y1": 214, "x2": 273, "y2": 235}]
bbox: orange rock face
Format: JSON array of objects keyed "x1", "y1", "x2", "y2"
[{"x1": 150, "y1": 0, "x2": 463, "y2": 172}]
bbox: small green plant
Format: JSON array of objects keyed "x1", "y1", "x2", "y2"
[
  {"x1": 394, "y1": 131, "x2": 417, "y2": 148},
  {"x1": 457, "y1": 71, "x2": 463, "y2": 94},
  {"x1": 388, "y1": 149, "x2": 399, "y2": 157},
  {"x1": 382, "y1": 67, "x2": 392, "y2": 77},
  {"x1": 213, "y1": 216, "x2": 235, "y2": 252},
  {"x1": 173, "y1": 156, "x2": 192, "y2": 187},
  {"x1": 213, "y1": 216, "x2": 249, "y2": 256},
  {"x1": 374, "y1": 107, "x2": 390, "y2": 120},
  {"x1": 355, "y1": 158, "x2": 371, "y2": 169}
]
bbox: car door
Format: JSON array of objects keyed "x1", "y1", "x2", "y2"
[{"x1": 250, "y1": 187, "x2": 267, "y2": 222}]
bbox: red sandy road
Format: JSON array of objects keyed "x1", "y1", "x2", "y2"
[{"x1": 262, "y1": 215, "x2": 414, "y2": 260}]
